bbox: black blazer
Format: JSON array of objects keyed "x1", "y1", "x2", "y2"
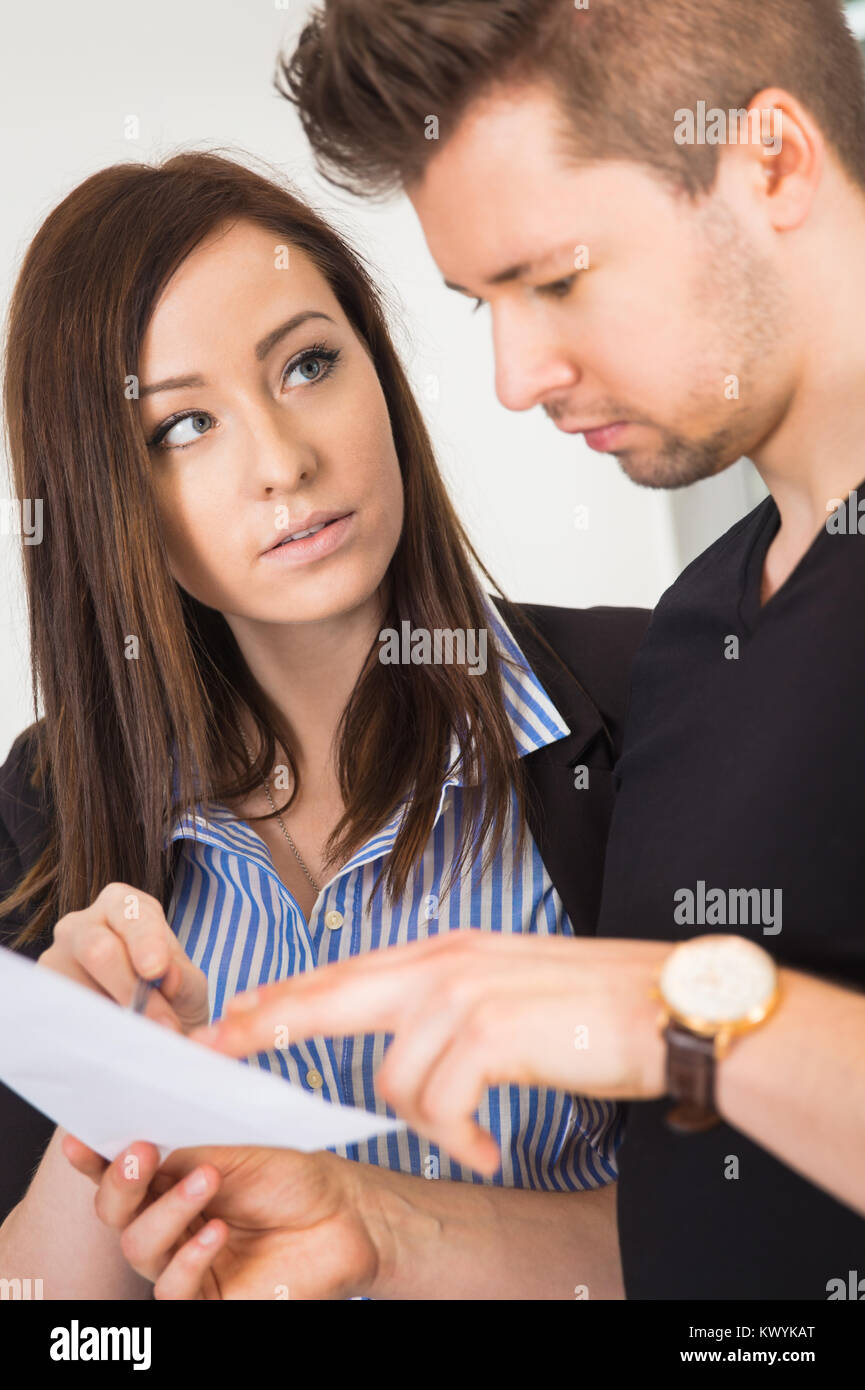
[{"x1": 0, "y1": 599, "x2": 650, "y2": 1223}]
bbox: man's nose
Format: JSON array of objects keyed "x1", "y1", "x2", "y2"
[{"x1": 491, "y1": 307, "x2": 580, "y2": 413}]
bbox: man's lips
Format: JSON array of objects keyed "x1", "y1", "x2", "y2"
[
  {"x1": 581, "y1": 423, "x2": 630, "y2": 452},
  {"x1": 555, "y1": 421, "x2": 631, "y2": 452}
]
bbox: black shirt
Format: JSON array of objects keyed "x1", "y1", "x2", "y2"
[{"x1": 598, "y1": 488, "x2": 865, "y2": 1299}]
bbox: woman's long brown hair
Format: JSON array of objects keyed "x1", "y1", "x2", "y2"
[{"x1": 1, "y1": 150, "x2": 530, "y2": 947}]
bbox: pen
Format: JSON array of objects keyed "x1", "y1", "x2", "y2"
[{"x1": 129, "y1": 976, "x2": 162, "y2": 1014}]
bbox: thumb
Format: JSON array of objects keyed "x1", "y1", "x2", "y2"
[{"x1": 159, "y1": 955, "x2": 211, "y2": 1031}]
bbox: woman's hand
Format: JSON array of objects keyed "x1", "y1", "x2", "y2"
[
  {"x1": 38, "y1": 881, "x2": 209, "y2": 1033},
  {"x1": 62, "y1": 1136, "x2": 384, "y2": 1301}
]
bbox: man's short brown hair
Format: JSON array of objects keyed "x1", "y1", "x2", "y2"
[{"x1": 278, "y1": 0, "x2": 865, "y2": 200}]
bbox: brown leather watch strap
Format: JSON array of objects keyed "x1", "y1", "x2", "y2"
[{"x1": 663, "y1": 1020, "x2": 721, "y2": 1133}]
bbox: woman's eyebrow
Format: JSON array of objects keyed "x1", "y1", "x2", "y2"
[
  {"x1": 253, "y1": 309, "x2": 336, "y2": 362},
  {"x1": 140, "y1": 310, "x2": 337, "y2": 397}
]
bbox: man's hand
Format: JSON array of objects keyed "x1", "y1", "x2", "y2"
[
  {"x1": 191, "y1": 932, "x2": 671, "y2": 1174},
  {"x1": 62, "y1": 1136, "x2": 386, "y2": 1300}
]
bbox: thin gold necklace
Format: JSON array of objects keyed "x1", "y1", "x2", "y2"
[{"x1": 238, "y1": 727, "x2": 321, "y2": 895}]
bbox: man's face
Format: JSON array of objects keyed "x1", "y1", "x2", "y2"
[{"x1": 408, "y1": 82, "x2": 792, "y2": 488}]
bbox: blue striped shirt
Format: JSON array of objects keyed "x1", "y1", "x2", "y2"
[{"x1": 163, "y1": 600, "x2": 622, "y2": 1190}]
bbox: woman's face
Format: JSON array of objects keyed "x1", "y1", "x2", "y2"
[{"x1": 139, "y1": 218, "x2": 404, "y2": 628}]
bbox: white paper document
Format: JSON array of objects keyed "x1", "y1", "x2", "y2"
[{"x1": 0, "y1": 945, "x2": 404, "y2": 1160}]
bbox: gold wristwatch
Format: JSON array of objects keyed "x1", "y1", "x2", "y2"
[{"x1": 653, "y1": 935, "x2": 781, "y2": 1133}]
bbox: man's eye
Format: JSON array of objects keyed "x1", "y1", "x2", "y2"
[
  {"x1": 538, "y1": 275, "x2": 579, "y2": 299},
  {"x1": 151, "y1": 412, "x2": 214, "y2": 451}
]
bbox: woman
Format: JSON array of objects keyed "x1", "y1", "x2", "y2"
[{"x1": 0, "y1": 151, "x2": 648, "y2": 1298}]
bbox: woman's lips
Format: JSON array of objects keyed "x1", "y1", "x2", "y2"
[{"x1": 259, "y1": 512, "x2": 355, "y2": 566}]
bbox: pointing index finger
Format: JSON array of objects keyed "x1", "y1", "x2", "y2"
[{"x1": 190, "y1": 961, "x2": 418, "y2": 1056}]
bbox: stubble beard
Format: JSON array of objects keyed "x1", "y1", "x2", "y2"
[
  {"x1": 612, "y1": 422, "x2": 741, "y2": 489},
  {"x1": 609, "y1": 197, "x2": 789, "y2": 491}
]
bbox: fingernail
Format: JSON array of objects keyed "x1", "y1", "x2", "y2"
[
  {"x1": 184, "y1": 1169, "x2": 209, "y2": 1198},
  {"x1": 140, "y1": 953, "x2": 164, "y2": 976},
  {"x1": 226, "y1": 990, "x2": 260, "y2": 1013},
  {"x1": 198, "y1": 1222, "x2": 220, "y2": 1246}
]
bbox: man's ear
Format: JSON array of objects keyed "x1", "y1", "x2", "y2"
[{"x1": 742, "y1": 86, "x2": 824, "y2": 232}]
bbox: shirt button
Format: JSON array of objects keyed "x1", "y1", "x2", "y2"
[
  {"x1": 324, "y1": 909, "x2": 344, "y2": 930},
  {"x1": 306, "y1": 1068, "x2": 323, "y2": 1090}
]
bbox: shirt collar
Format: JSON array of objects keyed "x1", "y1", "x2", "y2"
[{"x1": 164, "y1": 595, "x2": 571, "y2": 861}]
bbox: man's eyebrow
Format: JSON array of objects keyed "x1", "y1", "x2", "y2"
[
  {"x1": 139, "y1": 310, "x2": 337, "y2": 397},
  {"x1": 443, "y1": 263, "x2": 530, "y2": 294},
  {"x1": 443, "y1": 243, "x2": 581, "y2": 295}
]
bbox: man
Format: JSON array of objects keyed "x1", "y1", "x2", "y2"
[{"x1": 71, "y1": 0, "x2": 865, "y2": 1299}]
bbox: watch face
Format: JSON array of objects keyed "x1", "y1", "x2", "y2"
[{"x1": 660, "y1": 935, "x2": 777, "y2": 1027}]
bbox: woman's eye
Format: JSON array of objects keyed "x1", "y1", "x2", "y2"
[
  {"x1": 282, "y1": 348, "x2": 340, "y2": 388},
  {"x1": 148, "y1": 347, "x2": 340, "y2": 450},
  {"x1": 153, "y1": 412, "x2": 214, "y2": 450}
]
